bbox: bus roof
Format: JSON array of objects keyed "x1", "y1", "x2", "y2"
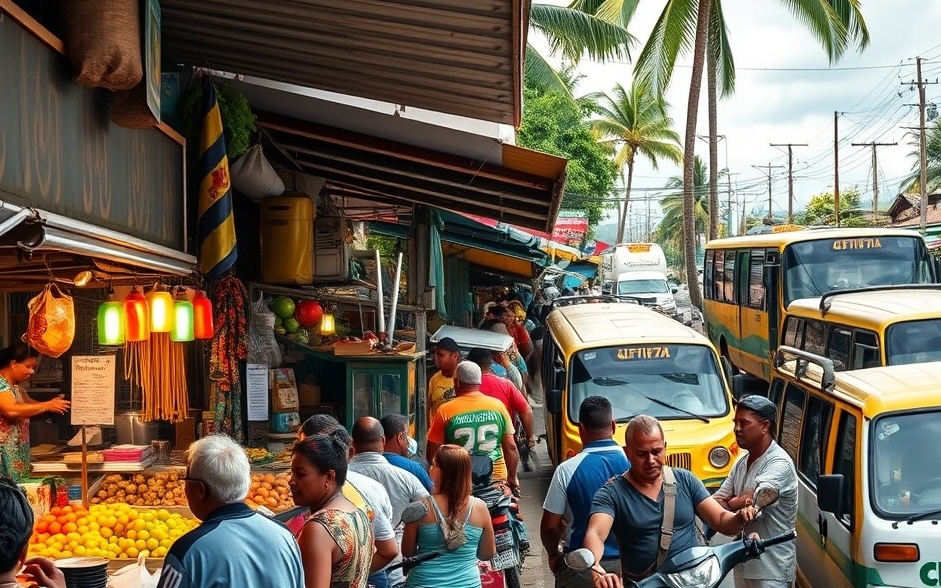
[
  {"x1": 787, "y1": 288, "x2": 941, "y2": 328},
  {"x1": 777, "y1": 359, "x2": 941, "y2": 416},
  {"x1": 546, "y1": 302, "x2": 706, "y2": 348},
  {"x1": 705, "y1": 227, "x2": 924, "y2": 250}
]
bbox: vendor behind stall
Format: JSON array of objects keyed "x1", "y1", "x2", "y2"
[{"x1": 0, "y1": 343, "x2": 70, "y2": 481}]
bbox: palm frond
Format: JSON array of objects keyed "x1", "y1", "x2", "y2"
[
  {"x1": 530, "y1": 3, "x2": 637, "y2": 64},
  {"x1": 524, "y1": 47, "x2": 575, "y2": 98},
  {"x1": 634, "y1": 0, "x2": 699, "y2": 96},
  {"x1": 566, "y1": 0, "x2": 642, "y2": 28},
  {"x1": 709, "y1": 0, "x2": 736, "y2": 97}
]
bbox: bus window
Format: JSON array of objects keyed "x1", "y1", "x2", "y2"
[
  {"x1": 798, "y1": 396, "x2": 833, "y2": 489},
  {"x1": 832, "y1": 411, "x2": 857, "y2": 528},
  {"x1": 886, "y1": 319, "x2": 941, "y2": 365},
  {"x1": 804, "y1": 320, "x2": 825, "y2": 355},
  {"x1": 724, "y1": 251, "x2": 736, "y2": 303},
  {"x1": 779, "y1": 384, "x2": 805, "y2": 463},
  {"x1": 714, "y1": 250, "x2": 725, "y2": 302},
  {"x1": 783, "y1": 317, "x2": 804, "y2": 348},
  {"x1": 827, "y1": 327, "x2": 852, "y2": 371},
  {"x1": 704, "y1": 250, "x2": 715, "y2": 300},
  {"x1": 853, "y1": 331, "x2": 880, "y2": 369},
  {"x1": 747, "y1": 249, "x2": 765, "y2": 309}
]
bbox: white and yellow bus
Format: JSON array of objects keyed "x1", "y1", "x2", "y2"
[
  {"x1": 769, "y1": 346, "x2": 941, "y2": 588},
  {"x1": 702, "y1": 228, "x2": 938, "y2": 381}
]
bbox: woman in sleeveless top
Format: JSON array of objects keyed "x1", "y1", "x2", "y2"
[
  {"x1": 291, "y1": 435, "x2": 374, "y2": 588},
  {"x1": 402, "y1": 445, "x2": 495, "y2": 588}
]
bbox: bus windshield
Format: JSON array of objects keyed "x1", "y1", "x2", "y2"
[
  {"x1": 872, "y1": 410, "x2": 941, "y2": 517},
  {"x1": 618, "y1": 279, "x2": 670, "y2": 295},
  {"x1": 886, "y1": 319, "x2": 941, "y2": 365},
  {"x1": 568, "y1": 344, "x2": 729, "y2": 422},
  {"x1": 783, "y1": 236, "x2": 933, "y2": 305}
]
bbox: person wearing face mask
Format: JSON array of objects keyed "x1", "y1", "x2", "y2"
[
  {"x1": 0, "y1": 343, "x2": 70, "y2": 481},
  {"x1": 381, "y1": 414, "x2": 433, "y2": 491}
]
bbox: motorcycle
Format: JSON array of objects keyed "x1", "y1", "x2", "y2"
[
  {"x1": 470, "y1": 454, "x2": 529, "y2": 588},
  {"x1": 564, "y1": 485, "x2": 796, "y2": 588}
]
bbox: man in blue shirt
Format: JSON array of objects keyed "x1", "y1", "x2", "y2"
[
  {"x1": 381, "y1": 414, "x2": 433, "y2": 491},
  {"x1": 157, "y1": 435, "x2": 303, "y2": 588},
  {"x1": 540, "y1": 396, "x2": 629, "y2": 588}
]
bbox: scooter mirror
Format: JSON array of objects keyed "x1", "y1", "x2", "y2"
[
  {"x1": 401, "y1": 501, "x2": 429, "y2": 524},
  {"x1": 753, "y1": 483, "x2": 780, "y2": 510},
  {"x1": 564, "y1": 548, "x2": 596, "y2": 571}
]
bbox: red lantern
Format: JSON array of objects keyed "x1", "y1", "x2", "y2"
[
  {"x1": 124, "y1": 287, "x2": 150, "y2": 341},
  {"x1": 193, "y1": 289, "x2": 215, "y2": 340}
]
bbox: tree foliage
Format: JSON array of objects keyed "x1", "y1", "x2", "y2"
[
  {"x1": 517, "y1": 83, "x2": 618, "y2": 227},
  {"x1": 653, "y1": 156, "x2": 710, "y2": 268},
  {"x1": 900, "y1": 117, "x2": 941, "y2": 194},
  {"x1": 794, "y1": 187, "x2": 870, "y2": 227}
]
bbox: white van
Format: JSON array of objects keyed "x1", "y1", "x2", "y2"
[
  {"x1": 768, "y1": 345, "x2": 941, "y2": 588},
  {"x1": 598, "y1": 243, "x2": 678, "y2": 318}
]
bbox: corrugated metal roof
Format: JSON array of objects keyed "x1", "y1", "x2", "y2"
[
  {"x1": 161, "y1": 0, "x2": 527, "y2": 126},
  {"x1": 258, "y1": 111, "x2": 565, "y2": 233}
]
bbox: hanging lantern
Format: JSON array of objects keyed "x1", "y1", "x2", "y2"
[
  {"x1": 147, "y1": 285, "x2": 174, "y2": 333},
  {"x1": 97, "y1": 288, "x2": 125, "y2": 345},
  {"x1": 124, "y1": 287, "x2": 150, "y2": 341},
  {"x1": 172, "y1": 287, "x2": 195, "y2": 342},
  {"x1": 319, "y1": 313, "x2": 336, "y2": 336},
  {"x1": 193, "y1": 289, "x2": 215, "y2": 340}
]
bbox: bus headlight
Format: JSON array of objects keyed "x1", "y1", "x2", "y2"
[{"x1": 709, "y1": 446, "x2": 731, "y2": 469}]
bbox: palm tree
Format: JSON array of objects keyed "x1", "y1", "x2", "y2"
[
  {"x1": 587, "y1": 80, "x2": 683, "y2": 243},
  {"x1": 655, "y1": 156, "x2": 709, "y2": 263},
  {"x1": 526, "y1": 2, "x2": 638, "y2": 96},
  {"x1": 634, "y1": 0, "x2": 870, "y2": 308},
  {"x1": 900, "y1": 117, "x2": 941, "y2": 194}
]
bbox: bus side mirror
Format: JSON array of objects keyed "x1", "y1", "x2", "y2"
[{"x1": 817, "y1": 474, "x2": 844, "y2": 516}]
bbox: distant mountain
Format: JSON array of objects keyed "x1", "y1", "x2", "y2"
[{"x1": 593, "y1": 220, "x2": 618, "y2": 246}]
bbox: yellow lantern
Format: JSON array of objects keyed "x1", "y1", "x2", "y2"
[
  {"x1": 319, "y1": 313, "x2": 336, "y2": 336},
  {"x1": 147, "y1": 285, "x2": 174, "y2": 333}
]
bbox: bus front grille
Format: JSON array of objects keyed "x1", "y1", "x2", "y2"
[{"x1": 666, "y1": 453, "x2": 691, "y2": 470}]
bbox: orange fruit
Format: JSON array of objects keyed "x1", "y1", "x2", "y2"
[
  {"x1": 62, "y1": 522, "x2": 77, "y2": 534},
  {"x1": 35, "y1": 520, "x2": 49, "y2": 534},
  {"x1": 47, "y1": 521, "x2": 61, "y2": 535}
]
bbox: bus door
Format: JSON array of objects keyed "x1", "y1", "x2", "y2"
[{"x1": 737, "y1": 249, "x2": 772, "y2": 379}]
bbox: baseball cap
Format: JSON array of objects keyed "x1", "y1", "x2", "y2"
[
  {"x1": 435, "y1": 337, "x2": 460, "y2": 353},
  {"x1": 455, "y1": 361, "x2": 482, "y2": 385},
  {"x1": 737, "y1": 395, "x2": 778, "y2": 425}
]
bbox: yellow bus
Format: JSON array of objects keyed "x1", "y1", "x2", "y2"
[
  {"x1": 768, "y1": 346, "x2": 941, "y2": 588},
  {"x1": 782, "y1": 285, "x2": 941, "y2": 370},
  {"x1": 702, "y1": 228, "x2": 938, "y2": 381},
  {"x1": 541, "y1": 300, "x2": 736, "y2": 490}
]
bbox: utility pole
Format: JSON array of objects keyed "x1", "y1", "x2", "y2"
[
  {"x1": 834, "y1": 111, "x2": 840, "y2": 227},
  {"x1": 752, "y1": 164, "x2": 784, "y2": 224},
  {"x1": 770, "y1": 143, "x2": 807, "y2": 223},
  {"x1": 725, "y1": 172, "x2": 739, "y2": 235},
  {"x1": 902, "y1": 58, "x2": 937, "y2": 232},
  {"x1": 851, "y1": 141, "x2": 897, "y2": 217}
]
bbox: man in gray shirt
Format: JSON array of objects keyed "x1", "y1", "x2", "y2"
[
  {"x1": 350, "y1": 416, "x2": 430, "y2": 587},
  {"x1": 714, "y1": 395, "x2": 798, "y2": 588}
]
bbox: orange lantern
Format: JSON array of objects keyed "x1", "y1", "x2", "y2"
[
  {"x1": 124, "y1": 287, "x2": 150, "y2": 341},
  {"x1": 193, "y1": 290, "x2": 214, "y2": 340}
]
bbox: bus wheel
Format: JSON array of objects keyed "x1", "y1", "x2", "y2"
[{"x1": 720, "y1": 340, "x2": 739, "y2": 376}]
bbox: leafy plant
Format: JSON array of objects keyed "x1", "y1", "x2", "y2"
[{"x1": 179, "y1": 80, "x2": 257, "y2": 161}]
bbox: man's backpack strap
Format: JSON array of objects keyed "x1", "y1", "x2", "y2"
[{"x1": 658, "y1": 465, "x2": 678, "y2": 568}]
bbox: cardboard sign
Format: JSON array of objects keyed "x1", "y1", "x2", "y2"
[
  {"x1": 70, "y1": 355, "x2": 116, "y2": 426},
  {"x1": 269, "y1": 368, "x2": 299, "y2": 412}
]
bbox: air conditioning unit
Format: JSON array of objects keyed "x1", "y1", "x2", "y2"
[{"x1": 314, "y1": 215, "x2": 350, "y2": 278}]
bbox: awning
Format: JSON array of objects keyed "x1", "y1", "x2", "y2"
[
  {"x1": 161, "y1": 0, "x2": 529, "y2": 126},
  {"x1": 0, "y1": 201, "x2": 195, "y2": 288},
  {"x1": 259, "y1": 112, "x2": 566, "y2": 234}
]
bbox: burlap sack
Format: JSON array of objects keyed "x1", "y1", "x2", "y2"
[
  {"x1": 112, "y1": 81, "x2": 158, "y2": 129},
  {"x1": 62, "y1": 0, "x2": 143, "y2": 91}
]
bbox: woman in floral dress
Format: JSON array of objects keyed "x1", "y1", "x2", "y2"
[{"x1": 0, "y1": 343, "x2": 70, "y2": 481}]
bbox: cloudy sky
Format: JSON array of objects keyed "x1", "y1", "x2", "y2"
[{"x1": 532, "y1": 0, "x2": 941, "y2": 223}]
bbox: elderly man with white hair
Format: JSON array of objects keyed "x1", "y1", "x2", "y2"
[{"x1": 156, "y1": 435, "x2": 304, "y2": 588}]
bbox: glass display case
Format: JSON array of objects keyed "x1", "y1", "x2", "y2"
[{"x1": 347, "y1": 359, "x2": 417, "y2": 430}]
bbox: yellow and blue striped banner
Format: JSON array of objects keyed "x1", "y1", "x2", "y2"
[{"x1": 197, "y1": 77, "x2": 237, "y2": 277}]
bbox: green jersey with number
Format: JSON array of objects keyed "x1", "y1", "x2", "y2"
[{"x1": 428, "y1": 392, "x2": 515, "y2": 480}]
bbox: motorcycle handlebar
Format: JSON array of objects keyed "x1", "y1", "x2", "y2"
[{"x1": 758, "y1": 529, "x2": 797, "y2": 549}]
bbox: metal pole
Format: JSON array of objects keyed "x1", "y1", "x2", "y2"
[
  {"x1": 918, "y1": 57, "x2": 928, "y2": 232},
  {"x1": 834, "y1": 111, "x2": 841, "y2": 227}
]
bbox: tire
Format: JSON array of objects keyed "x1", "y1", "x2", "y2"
[{"x1": 504, "y1": 564, "x2": 522, "y2": 588}]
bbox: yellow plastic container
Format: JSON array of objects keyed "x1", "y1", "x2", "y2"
[{"x1": 260, "y1": 195, "x2": 314, "y2": 284}]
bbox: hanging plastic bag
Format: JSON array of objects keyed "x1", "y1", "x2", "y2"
[
  {"x1": 231, "y1": 144, "x2": 285, "y2": 200},
  {"x1": 248, "y1": 293, "x2": 283, "y2": 368},
  {"x1": 24, "y1": 284, "x2": 75, "y2": 357}
]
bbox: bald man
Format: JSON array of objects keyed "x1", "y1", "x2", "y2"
[{"x1": 350, "y1": 416, "x2": 429, "y2": 588}]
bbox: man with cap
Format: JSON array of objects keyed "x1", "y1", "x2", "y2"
[
  {"x1": 428, "y1": 337, "x2": 460, "y2": 425},
  {"x1": 427, "y1": 360, "x2": 520, "y2": 493},
  {"x1": 713, "y1": 395, "x2": 798, "y2": 588}
]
